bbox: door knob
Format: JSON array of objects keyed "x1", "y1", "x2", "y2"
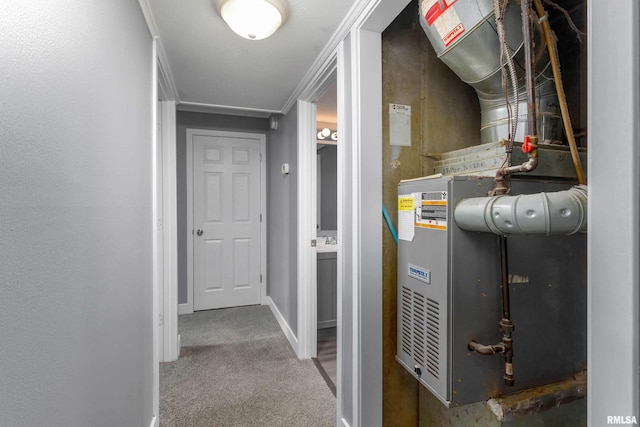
[{"x1": 196, "y1": 229, "x2": 203, "y2": 236}]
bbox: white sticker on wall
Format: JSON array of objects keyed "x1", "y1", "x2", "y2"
[{"x1": 389, "y1": 103, "x2": 411, "y2": 146}]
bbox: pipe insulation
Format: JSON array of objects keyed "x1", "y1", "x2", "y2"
[{"x1": 454, "y1": 185, "x2": 588, "y2": 235}]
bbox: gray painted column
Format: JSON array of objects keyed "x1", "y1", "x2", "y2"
[
  {"x1": 588, "y1": 1, "x2": 640, "y2": 425},
  {"x1": 355, "y1": 28, "x2": 383, "y2": 427}
]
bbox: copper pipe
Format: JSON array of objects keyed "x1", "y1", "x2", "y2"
[
  {"x1": 493, "y1": 1, "x2": 539, "y2": 195},
  {"x1": 500, "y1": 236, "x2": 511, "y2": 320},
  {"x1": 499, "y1": 236, "x2": 514, "y2": 386},
  {"x1": 521, "y1": 0, "x2": 537, "y2": 136},
  {"x1": 533, "y1": 0, "x2": 586, "y2": 185},
  {"x1": 467, "y1": 236, "x2": 515, "y2": 386}
]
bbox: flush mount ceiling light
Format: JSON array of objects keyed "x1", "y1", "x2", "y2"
[{"x1": 215, "y1": 0, "x2": 288, "y2": 40}]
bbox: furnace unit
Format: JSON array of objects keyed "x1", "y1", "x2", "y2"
[{"x1": 396, "y1": 175, "x2": 586, "y2": 406}]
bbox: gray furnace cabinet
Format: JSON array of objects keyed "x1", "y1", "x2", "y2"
[{"x1": 396, "y1": 175, "x2": 587, "y2": 406}]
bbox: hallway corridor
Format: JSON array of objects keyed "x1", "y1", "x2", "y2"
[{"x1": 160, "y1": 306, "x2": 335, "y2": 426}]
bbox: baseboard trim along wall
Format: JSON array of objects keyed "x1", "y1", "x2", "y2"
[
  {"x1": 266, "y1": 296, "x2": 299, "y2": 357},
  {"x1": 341, "y1": 417, "x2": 351, "y2": 427},
  {"x1": 178, "y1": 303, "x2": 192, "y2": 315},
  {"x1": 149, "y1": 415, "x2": 158, "y2": 427},
  {"x1": 318, "y1": 320, "x2": 337, "y2": 329}
]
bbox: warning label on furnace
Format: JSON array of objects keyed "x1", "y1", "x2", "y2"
[
  {"x1": 421, "y1": 0, "x2": 466, "y2": 47},
  {"x1": 416, "y1": 191, "x2": 447, "y2": 231},
  {"x1": 398, "y1": 194, "x2": 416, "y2": 242}
]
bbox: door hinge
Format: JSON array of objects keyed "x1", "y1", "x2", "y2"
[
  {"x1": 260, "y1": 274, "x2": 263, "y2": 283},
  {"x1": 260, "y1": 213, "x2": 263, "y2": 222},
  {"x1": 311, "y1": 239, "x2": 316, "y2": 247},
  {"x1": 158, "y1": 313, "x2": 164, "y2": 327},
  {"x1": 260, "y1": 153, "x2": 263, "y2": 162}
]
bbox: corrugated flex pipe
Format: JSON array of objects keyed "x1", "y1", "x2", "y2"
[{"x1": 454, "y1": 185, "x2": 587, "y2": 235}]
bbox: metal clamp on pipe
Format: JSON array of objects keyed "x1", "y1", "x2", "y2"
[
  {"x1": 499, "y1": 319, "x2": 515, "y2": 386},
  {"x1": 467, "y1": 321, "x2": 515, "y2": 386},
  {"x1": 493, "y1": 135, "x2": 539, "y2": 195},
  {"x1": 468, "y1": 340, "x2": 506, "y2": 355}
]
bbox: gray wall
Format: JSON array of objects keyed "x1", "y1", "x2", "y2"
[
  {"x1": 318, "y1": 145, "x2": 338, "y2": 231},
  {"x1": 588, "y1": 1, "x2": 640, "y2": 423},
  {"x1": 176, "y1": 111, "x2": 269, "y2": 304},
  {"x1": 0, "y1": 2, "x2": 154, "y2": 426},
  {"x1": 267, "y1": 108, "x2": 299, "y2": 336}
]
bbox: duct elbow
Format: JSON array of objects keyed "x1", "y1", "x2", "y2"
[{"x1": 454, "y1": 185, "x2": 588, "y2": 235}]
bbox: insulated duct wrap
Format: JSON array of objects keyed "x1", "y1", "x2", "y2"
[
  {"x1": 418, "y1": 0, "x2": 563, "y2": 144},
  {"x1": 454, "y1": 185, "x2": 588, "y2": 235}
]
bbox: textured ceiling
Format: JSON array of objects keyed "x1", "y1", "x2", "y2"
[{"x1": 148, "y1": 0, "x2": 356, "y2": 115}]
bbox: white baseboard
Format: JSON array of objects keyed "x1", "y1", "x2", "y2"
[
  {"x1": 318, "y1": 319, "x2": 337, "y2": 329},
  {"x1": 149, "y1": 415, "x2": 158, "y2": 427},
  {"x1": 177, "y1": 334, "x2": 181, "y2": 357},
  {"x1": 178, "y1": 303, "x2": 192, "y2": 315},
  {"x1": 266, "y1": 296, "x2": 299, "y2": 357},
  {"x1": 341, "y1": 418, "x2": 351, "y2": 427}
]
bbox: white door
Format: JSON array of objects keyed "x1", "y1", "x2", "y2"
[{"x1": 192, "y1": 132, "x2": 262, "y2": 311}]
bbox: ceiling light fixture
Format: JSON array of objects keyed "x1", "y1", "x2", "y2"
[
  {"x1": 215, "y1": 0, "x2": 288, "y2": 40},
  {"x1": 317, "y1": 128, "x2": 338, "y2": 142}
]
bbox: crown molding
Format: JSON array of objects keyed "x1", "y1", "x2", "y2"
[
  {"x1": 280, "y1": 0, "x2": 374, "y2": 114},
  {"x1": 177, "y1": 101, "x2": 278, "y2": 118},
  {"x1": 139, "y1": 0, "x2": 180, "y2": 102}
]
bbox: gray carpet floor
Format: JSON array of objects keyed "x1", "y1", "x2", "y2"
[{"x1": 160, "y1": 306, "x2": 336, "y2": 427}]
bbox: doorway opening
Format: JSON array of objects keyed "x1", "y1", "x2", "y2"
[{"x1": 314, "y1": 78, "x2": 338, "y2": 394}]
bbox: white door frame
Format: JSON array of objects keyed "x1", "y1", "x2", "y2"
[
  {"x1": 151, "y1": 40, "x2": 160, "y2": 427},
  {"x1": 150, "y1": 38, "x2": 180, "y2": 427},
  {"x1": 296, "y1": 1, "x2": 411, "y2": 426},
  {"x1": 153, "y1": 39, "x2": 179, "y2": 366},
  {"x1": 158, "y1": 99, "x2": 179, "y2": 362},
  {"x1": 186, "y1": 129, "x2": 268, "y2": 312},
  {"x1": 297, "y1": 99, "x2": 318, "y2": 357},
  {"x1": 297, "y1": 62, "x2": 337, "y2": 360},
  {"x1": 142, "y1": 4, "x2": 181, "y2": 426}
]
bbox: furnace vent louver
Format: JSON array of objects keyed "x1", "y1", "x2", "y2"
[
  {"x1": 401, "y1": 286, "x2": 441, "y2": 380},
  {"x1": 413, "y1": 292, "x2": 426, "y2": 367},
  {"x1": 426, "y1": 298, "x2": 440, "y2": 379},
  {"x1": 401, "y1": 287, "x2": 413, "y2": 356}
]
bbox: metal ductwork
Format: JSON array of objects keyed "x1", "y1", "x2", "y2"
[
  {"x1": 418, "y1": 0, "x2": 563, "y2": 144},
  {"x1": 399, "y1": 1, "x2": 588, "y2": 407},
  {"x1": 454, "y1": 185, "x2": 587, "y2": 235}
]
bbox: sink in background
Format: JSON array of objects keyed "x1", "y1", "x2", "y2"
[{"x1": 317, "y1": 231, "x2": 338, "y2": 252}]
